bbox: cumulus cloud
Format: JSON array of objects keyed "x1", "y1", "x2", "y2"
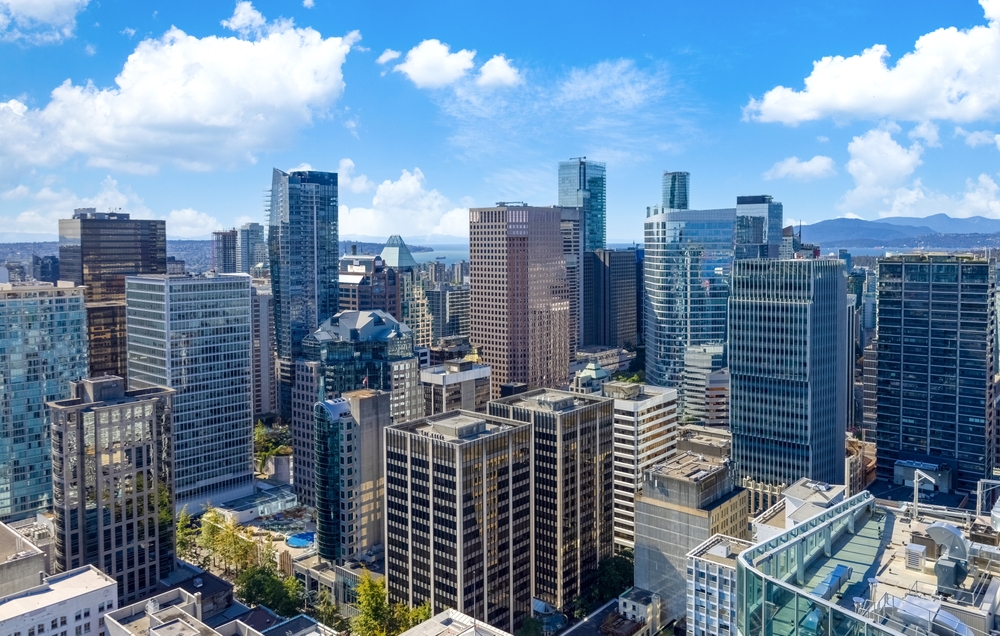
[
  {"x1": 120, "y1": 27, "x2": 135, "y2": 37},
  {"x1": 302, "y1": 0, "x2": 315, "y2": 7},
  {"x1": 842, "y1": 125, "x2": 924, "y2": 209},
  {"x1": 878, "y1": 174, "x2": 1000, "y2": 219},
  {"x1": 376, "y1": 48, "x2": 400, "y2": 64},
  {"x1": 955, "y1": 126, "x2": 1000, "y2": 148},
  {"x1": 0, "y1": 3, "x2": 359, "y2": 173},
  {"x1": 909, "y1": 121, "x2": 940, "y2": 147},
  {"x1": 0, "y1": 0, "x2": 89, "y2": 43},
  {"x1": 340, "y1": 168, "x2": 468, "y2": 237},
  {"x1": 338, "y1": 158, "x2": 373, "y2": 193},
  {"x1": 165, "y1": 208, "x2": 222, "y2": 237},
  {"x1": 763, "y1": 155, "x2": 837, "y2": 181},
  {"x1": 394, "y1": 39, "x2": 476, "y2": 88},
  {"x1": 745, "y1": 0, "x2": 1000, "y2": 124},
  {"x1": 476, "y1": 55, "x2": 521, "y2": 88}
]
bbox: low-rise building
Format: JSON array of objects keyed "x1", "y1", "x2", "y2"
[
  {"x1": 685, "y1": 534, "x2": 751, "y2": 636},
  {"x1": 398, "y1": 609, "x2": 513, "y2": 636},
  {"x1": 0, "y1": 567, "x2": 117, "y2": 636},
  {"x1": 0, "y1": 521, "x2": 47, "y2": 598}
]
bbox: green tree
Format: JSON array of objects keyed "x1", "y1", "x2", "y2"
[
  {"x1": 352, "y1": 571, "x2": 390, "y2": 636},
  {"x1": 236, "y1": 566, "x2": 302, "y2": 617},
  {"x1": 514, "y1": 617, "x2": 543, "y2": 636},
  {"x1": 175, "y1": 506, "x2": 196, "y2": 561},
  {"x1": 315, "y1": 589, "x2": 351, "y2": 632}
]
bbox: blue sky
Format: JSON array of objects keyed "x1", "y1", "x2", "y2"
[{"x1": 2, "y1": 0, "x2": 1000, "y2": 241}]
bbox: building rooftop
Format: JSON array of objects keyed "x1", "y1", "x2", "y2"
[
  {"x1": 420, "y1": 360, "x2": 491, "y2": 384},
  {"x1": 397, "y1": 609, "x2": 513, "y2": 636},
  {"x1": 0, "y1": 566, "x2": 116, "y2": 623},
  {"x1": 647, "y1": 450, "x2": 730, "y2": 484},
  {"x1": 687, "y1": 534, "x2": 753, "y2": 569},
  {"x1": 784, "y1": 478, "x2": 848, "y2": 508},
  {"x1": 601, "y1": 382, "x2": 674, "y2": 404},
  {"x1": 0, "y1": 520, "x2": 42, "y2": 565},
  {"x1": 380, "y1": 235, "x2": 419, "y2": 269},
  {"x1": 309, "y1": 310, "x2": 412, "y2": 344},
  {"x1": 392, "y1": 411, "x2": 524, "y2": 444},
  {"x1": 494, "y1": 388, "x2": 609, "y2": 413}
]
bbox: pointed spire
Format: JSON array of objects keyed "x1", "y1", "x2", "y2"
[{"x1": 380, "y1": 235, "x2": 419, "y2": 269}]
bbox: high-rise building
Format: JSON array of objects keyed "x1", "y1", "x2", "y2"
[
  {"x1": 558, "y1": 158, "x2": 607, "y2": 251},
  {"x1": 702, "y1": 369, "x2": 730, "y2": 428},
  {"x1": 126, "y1": 274, "x2": 255, "y2": 512},
  {"x1": 681, "y1": 343, "x2": 726, "y2": 422},
  {"x1": 251, "y1": 285, "x2": 278, "y2": 417},
  {"x1": 314, "y1": 390, "x2": 391, "y2": 563},
  {"x1": 381, "y1": 236, "x2": 433, "y2": 348},
  {"x1": 560, "y1": 206, "x2": 584, "y2": 356},
  {"x1": 470, "y1": 205, "x2": 570, "y2": 397},
  {"x1": 730, "y1": 259, "x2": 848, "y2": 512},
  {"x1": 862, "y1": 344, "x2": 877, "y2": 442},
  {"x1": 59, "y1": 209, "x2": 166, "y2": 381},
  {"x1": 268, "y1": 168, "x2": 339, "y2": 420},
  {"x1": 48, "y1": 377, "x2": 176, "y2": 603},
  {"x1": 644, "y1": 205, "x2": 736, "y2": 387},
  {"x1": 426, "y1": 283, "x2": 470, "y2": 343},
  {"x1": 237, "y1": 222, "x2": 266, "y2": 274},
  {"x1": 661, "y1": 171, "x2": 689, "y2": 210},
  {"x1": 385, "y1": 411, "x2": 533, "y2": 632},
  {"x1": 212, "y1": 229, "x2": 238, "y2": 273},
  {"x1": 292, "y1": 310, "x2": 421, "y2": 506},
  {"x1": 875, "y1": 254, "x2": 996, "y2": 492},
  {"x1": 31, "y1": 254, "x2": 60, "y2": 283},
  {"x1": 421, "y1": 359, "x2": 491, "y2": 415},
  {"x1": 734, "y1": 196, "x2": 783, "y2": 260},
  {"x1": 583, "y1": 248, "x2": 638, "y2": 349},
  {"x1": 338, "y1": 253, "x2": 399, "y2": 316},
  {"x1": 0, "y1": 281, "x2": 88, "y2": 521},
  {"x1": 685, "y1": 535, "x2": 752, "y2": 636},
  {"x1": 489, "y1": 390, "x2": 613, "y2": 612},
  {"x1": 601, "y1": 382, "x2": 678, "y2": 552}
]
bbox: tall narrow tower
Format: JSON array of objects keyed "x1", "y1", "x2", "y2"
[{"x1": 558, "y1": 158, "x2": 607, "y2": 251}]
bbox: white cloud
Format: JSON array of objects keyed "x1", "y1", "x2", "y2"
[
  {"x1": 165, "y1": 208, "x2": 222, "y2": 237},
  {"x1": 955, "y1": 126, "x2": 1000, "y2": 148},
  {"x1": 394, "y1": 39, "x2": 475, "y2": 88},
  {"x1": 2, "y1": 184, "x2": 29, "y2": 199},
  {"x1": 817, "y1": 135, "x2": 829, "y2": 142},
  {"x1": 288, "y1": 162, "x2": 312, "y2": 172},
  {"x1": 909, "y1": 121, "x2": 940, "y2": 147},
  {"x1": 220, "y1": 1, "x2": 266, "y2": 39},
  {"x1": 121, "y1": 26, "x2": 135, "y2": 37},
  {"x1": 0, "y1": 0, "x2": 89, "y2": 43},
  {"x1": 557, "y1": 59, "x2": 666, "y2": 110},
  {"x1": 376, "y1": 48, "x2": 400, "y2": 65},
  {"x1": 745, "y1": 0, "x2": 1000, "y2": 124},
  {"x1": 302, "y1": 0, "x2": 315, "y2": 7},
  {"x1": 83, "y1": 42, "x2": 94, "y2": 55},
  {"x1": 338, "y1": 158, "x2": 373, "y2": 193},
  {"x1": 8, "y1": 176, "x2": 151, "y2": 234},
  {"x1": 877, "y1": 174, "x2": 1000, "y2": 219},
  {"x1": 476, "y1": 54, "x2": 521, "y2": 88},
  {"x1": 339, "y1": 168, "x2": 468, "y2": 237},
  {"x1": 0, "y1": 3, "x2": 359, "y2": 173},
  {"x1": 842, "y1": 126, "x2": 924, "y2": 210},
  {"x1": 763, "y1": 155, "x2": 837, "y2": 181}
]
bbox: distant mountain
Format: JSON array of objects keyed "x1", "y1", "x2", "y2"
[
  {"x1": 341, "y1": 233, "x2": 467, "y2": 246},
  {"x1": 800, "y1": 218, "x2": 936, "y2": 245},
  {"x1": 0, "y1": 232, "x2": 58, "y2": 242},
  {"x1": 876, "y1": 214, "x2": 1000, "y2": 235}
]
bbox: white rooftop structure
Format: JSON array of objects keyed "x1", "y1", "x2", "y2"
[
  {"x1": 0, "y1": 566, "x2": 116, "y2": 629},
  {"x1": 397, "y1": 609, "x2": 513, "y2": 636}
]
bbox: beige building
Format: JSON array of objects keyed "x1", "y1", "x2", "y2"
[
  {"x1": 421, "y1": 359, "x2": 491, "y2": 415},
  {"x1": 470, "y1": 205, "x2": 570, "y2": 398}
]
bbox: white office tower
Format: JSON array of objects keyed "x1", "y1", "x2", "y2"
[{"x1": 126, "y1": 274, "x2": 255, "y2": 512}]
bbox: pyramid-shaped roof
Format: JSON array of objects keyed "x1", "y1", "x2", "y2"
[{"x1": 380, "y1": 235, "x2": 419, "y2": 269}]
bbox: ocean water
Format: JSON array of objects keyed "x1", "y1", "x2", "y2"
[{"x1": 413, "y1": 244, "x2": 469, "y2": 264}]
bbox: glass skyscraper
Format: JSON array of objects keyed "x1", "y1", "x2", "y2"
[
  {"x1": 874, "y1": 254, "x2": 996, "y2": 492},
  {"x1": 237, "y1": 222, "x2": 266, "y2": 274},
  {"x1": 661, "y1": 171, "x2": 689, "y2": 210},
  {"x1": 269, "y1": 168, "x2": 339, "y2": 419},
  {"x1": 558, "y1": 158, "x2": 607, "y2": 251},
  {"x1": 643, "y1": 205, "x2": 736, "y2": 387},
  {"x1": 734, "y1": 195, "x2": 783, "y2": 259},
  {"x1": 0, "y1": 282, "x2": 89, "y2": 521}
]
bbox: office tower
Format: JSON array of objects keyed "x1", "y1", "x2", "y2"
[
  {"x1": 165, "y1": 256, "x2": 185, "y2": 275},
  {"x1": 635, "y1": 248, "x2": 644, "y2": 345},
  {"x1": 426, "y1": 282, "x2": 471, "y2": 343},
  {"x1": 126, "y1": 274, "x2": 255, "y2": 512},
  {"x1": 381, "y1": 235, "x2": 433, "y2": 348},
  {"x1": 735, "y1": 195, "x2": 783, "y2": 259},
  {"x1": 560, "y1": 206, "x2": 584, "y2": 355},
  {"x1": 489, "y1": 390, "x2": 613, "y2": 612},
  {"x1": 558, "y1": 158, "x2": 607, "y2": 251},
  {"x1": 268, "y1": 168, "x2": 339, "y2": 420},
  {"x1": 875, "y1": 254, "x2": 996, "y2": 492},
  {"x1": 730, "y1": 259, "x2": 848, "y2": 512},
  {"x1": 0, "y1": 281, "x2": 88, "y2": 521},
  {"x1": 48, "y1": 377, "x2": 175, "y2": 603},
  {"x1": 212, "y1": 229, "x2": 238, "y2": 273},
  {"x1": 644, "y1": 205, "x2": 736, "y2": 387},
  {"x1": 601, "y1": 382, "x2": 678, "y2": 552},
  {"x1": 862, "y1": 344, "x2": 877, "y2": 442},
  {"x1": 681, "y1": 344, "x2": 726, "y2": 422},
  {"x1": 236, "y1": 222, "x2": 266, "y2": 274},
  {"x1": 421, "y1": 359, "x2": 491, "y2": 415},
  {"x1": 839, "y1": 248, "x2": 853, "y2": 272},
  {"x1": 470, "y1": 205, "x2": 570, "y2": 398},
  {"x1": 339, "y1": 253, "x2": 400, "y2": 316},
  {"x1": 633, "y1": 441, "x2": 749, "y2": 626},
  {"x1": 292, "y1": 310, "x2": 420, "y2": 506},
  {"x1": 686, "y1": 535, "x2": 752, "y2": 636},
  {"x1": 31, "y1": 254, "x2": 60, "y2": 283},
  {"x1": 385, "y1": 411, "x2": 533, "y2": 632},
  {"x1": 59, "y1": 209, "x2": 166, "y2": 380},
  {"x1": 251, "y1": 285, "x2": 278, "y2": 417},
  {"x1": 702, "y1": 369, "x2": 730, "y2": 428},
  {"x1": 314, "y1": 390, "x2": 391, "y2": 563},
  {"x1": 0, "y1": 566, "x2": 117, "y2": 636},
  {"x1": 583, "y1": 248, "x2": 638, "y2": 349},
  {"x1": 662, "y1": 171, "x2": 689, "y2": 210}
]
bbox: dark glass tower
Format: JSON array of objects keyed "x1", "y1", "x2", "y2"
[
  {"x1": 268, "y1": 169, "x2": 339, "y2": 420},
  {"x1": 558, "y1": 158, "x2": 607, "y2": 251},
  {"x1": 59, "y1": 209, "x2": 166, "y2": 380},
  {"x1": 662, "y1": 171, "x2": 690, "y2": 210}
]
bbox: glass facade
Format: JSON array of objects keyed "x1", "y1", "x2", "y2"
[
  {"x1": 236, "y1": 222, "x2": 265, "y2": 274},
  {"x1": 735, "y1": 196, "x2": 783, "y2": 260},
  {"x1": 126, "y1": 274, "x2": 255, "y2": 512},
  {"x1": 662, "y1": 171, "x2": 690, "y2": 210},
  {"x1": 314, "y1": 399, "x2": 350, "y2": 562},
  {"x1": 730, "y1": 260, "x2": 847, "y2": 494},
  {"x1": 874, "y1": 254, "x2": 996, "y2": 492},
  {"x1": 0, "y1": 283, "x2": 89, "y2": 521},
  {"x1": 643, "y1": 206, "x2": 736, "y2": 387},
  {"x1": 558, "y1": 158, "x2": 607, "y2": 251},
  {"x1": 269, "y1": 169, "x2": 339, "y2": 419}
]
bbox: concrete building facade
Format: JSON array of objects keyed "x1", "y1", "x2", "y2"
[{"x1": 421, "y1": 360, "x2": 491, "y2": 415}]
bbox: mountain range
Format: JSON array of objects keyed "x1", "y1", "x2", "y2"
[{"x1": 800, "y1": 214, "x2": 1000, "y2": 248}]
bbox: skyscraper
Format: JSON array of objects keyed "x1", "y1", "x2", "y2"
[
  {"x1": 734, "y1": 195, "x2": 783, "y2": 259},
  {"x1": 644, "y1": 205, "x2": 736, "y2": 387},
  {"x1": 661, "y1": 171, "x2": 689, "y2": 210},
  {"x1": 560, "y1": 206, "x2": 584, "y2": 355},
  {"x1": 470, "y1": 205, "x2": 570, "y2": 397},
  {"x1": 212, "y1": 229, "x2": 238, "y2": 273},
  {"x1": 489, "y1": 390, "x2": 613, "y2": 612},
  {"x1": 421, "y1": 359, "x2": 492, "y2": 415},
  {"x1": 874, "y1": 254, "x2": 996, "y2": 492},
  {"x1": 126, "y1": 273, "x2": 255, "y2": 512},
  {"x1": 583, "y1": 248, "x2": 639, "y2": 348},
  {"x1": 425, "y1": 282, "x2": 470, "y2": 343},
  {"x1": 338, "y1": 253, "x2": 399, "y2": 316},
  {"x1": 681, "y1": 343, "x2": 726, "y2": 422},
  {"x1": 558, "y1": 158, "x2": 607, "y2": 251},
  {"x1": 48, "y1": 376, "x2": 176, "y2": 603},
  {"x1": 0, "y1": 281, "x2": 88, "y2": 521},
  {"x1": 236, "y1": 222, "x2": 266, "y2": 274},
  {"x1": 385, "y1": 410, "x2": 533, "y2": 632},
  {"x1": 269, "y1": 168, "x2": 339, "y2": 420},
  {"x1": 729, "y1": 259, "x2": 848, "y2": 512},
  {"x1": 59, "y1": 209, "x2": 166, "y2": 380},
  {"x1": 251, "y1": 284, "x2": 278, "y2": 417},
  {"x1": 381, "y1": 235, "x2": 433, "y2": 348}
]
